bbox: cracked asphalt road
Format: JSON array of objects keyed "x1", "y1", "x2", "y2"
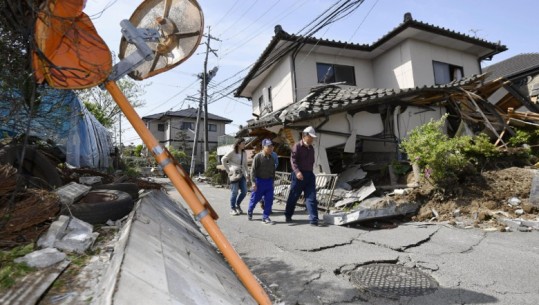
[{"x1": 166, "y1": 181, "x2": 539, "y2": 305}]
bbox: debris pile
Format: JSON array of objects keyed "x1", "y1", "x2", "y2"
[{"x1": 0, "y1": 164, "x2": 60, "y2": 248}]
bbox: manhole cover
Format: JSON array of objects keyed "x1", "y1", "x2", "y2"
[{"x1": 350, "y1": 263, "x2": 438, "y2": 299}]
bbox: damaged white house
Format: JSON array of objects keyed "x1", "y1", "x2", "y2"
[{"x1": 235, "y1": 12, "x2": 507, "y2": 174}]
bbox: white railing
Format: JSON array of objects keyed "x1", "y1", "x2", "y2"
[{"x1": 273, "y1": 171, "x2": 338, "y2": 211}]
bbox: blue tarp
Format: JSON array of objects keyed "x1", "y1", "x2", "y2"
[{"x1": 0, "y1": 86, "x2": 112, "y2": 168}]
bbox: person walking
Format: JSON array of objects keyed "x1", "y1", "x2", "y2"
[
  {"x1": 285, "y1": 126, "x2": 321, "y2": 226},
  {"x1": 247, "y1": 139, "x2": 276, "y2": 224},
  {"x1": 221, "y1": 138, "x2": 249, "y2": 215},
  {"x1": 259, "y1": 150, "x2": 278, "y2": 210}
]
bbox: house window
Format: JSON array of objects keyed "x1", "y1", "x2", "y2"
[
  {"x1": 258, "y1": 95, "x2": 264, "y2": 110},
  {"x1": 316, "y1": 63, "x2": 356, "y2": 85},
  {"x1": 157, "y1": 123, "x2": 165, "y2": 132},
  {"x1": 433, "y1": 61, "x2": 463, "y2": 85},
  {"x1": 180, "y1": 122, "x2": 194, "y2": 130},
  {"x1": 208, "y1": 124, "x2": 217, "y2": 132}
]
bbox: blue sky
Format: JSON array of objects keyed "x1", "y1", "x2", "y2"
[{"x1": 84, "y1": 0, "x2": 539, "y2": 145}]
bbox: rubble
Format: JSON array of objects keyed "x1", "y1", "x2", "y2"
[{"x1": 14, "y1": 248, "x2": 66, "y2": 268}]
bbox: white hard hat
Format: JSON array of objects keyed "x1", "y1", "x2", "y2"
[{"x1": 303, "y1": 126, "x2": 317, "y2": 137}]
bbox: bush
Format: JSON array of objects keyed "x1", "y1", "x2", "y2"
[
  {"x1": 400, "y1": 114, "x2": 470, "y2": 186},
  {"x1": 204, "y1": 151, "x2": 227, "y2": 185},
  {"x1": 167, "y1": 146, "x2": 190, "y2": 170},
  {"x1": 461, "y1": 133, "x2": 501, "y2": 170}
]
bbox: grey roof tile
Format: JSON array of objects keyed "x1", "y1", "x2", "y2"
[
  {"x1": 484, "y1": 53, "x2": 539, "y2": 82},
  {"x1": 247, "y1": 74, "x2": 485, "y2": 129},
  {"x1": 142, "y1": 107, "x2": 232, "y2": 123}
]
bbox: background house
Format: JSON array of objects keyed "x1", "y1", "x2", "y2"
[
  {"x1": 235, "y1": 13, "x2": 507, "y2": 174},
  {"x1": 483, "y1": 53, "x2": 539, "y2": 113},
  {"x1": 142, "y1": 108, "x2": 232, "y2": 169}
]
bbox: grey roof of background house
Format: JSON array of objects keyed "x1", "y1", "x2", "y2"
[
  {"x1": 142, "y1": 107, "x2": 232, "y2": 123},
  {"x1": 484, "y1": 53, "x2": 539, "y2": 82},
  {"x1": 247, "y1": 75, "x2": 484, "y2": 129}
]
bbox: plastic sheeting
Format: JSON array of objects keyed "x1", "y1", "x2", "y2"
[{"x1": 0, "y1": 86, "x2": 112, "y2": 168}]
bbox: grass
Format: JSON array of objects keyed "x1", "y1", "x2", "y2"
[{"x1": 0, "y1": 244, "x2": 35, "y2": 289}]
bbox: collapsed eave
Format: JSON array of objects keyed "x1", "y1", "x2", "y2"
[{"x1": 245, "y1": 74, "x2": 488, "y2": 130}]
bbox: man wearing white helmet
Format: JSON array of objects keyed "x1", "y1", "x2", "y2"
[{"x1": 285, "y1": 126, "x2": 321, "y2": 226}]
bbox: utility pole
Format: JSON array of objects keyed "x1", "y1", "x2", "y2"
[
  {"x1": 190, "y1": 87, "x2": 204, "y2": 176},
  {"x1": 201, "y1": 26, "x2": 220, "y2": 172}
]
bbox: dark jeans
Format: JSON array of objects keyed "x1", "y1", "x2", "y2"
[
  {"x1": 285, "y1": 171, "x2": 319, "y2": 224},
  {"x1": 247, "y1": 177, "x2": 274, "y2": 219},
  {"x1": 230, "y1": 176, "x2": 247, "y2": 209}
]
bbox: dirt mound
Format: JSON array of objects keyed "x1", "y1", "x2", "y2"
[{"x1": 402, "y1": 167, "x2": 537, "y2": 228}]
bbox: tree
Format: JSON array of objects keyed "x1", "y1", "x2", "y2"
[
  {"x1": 77, "y1": 78, "x2": 148, "y2": 128},
  {"x1": 0, "y1": 1, "x2": 37, "y2": 109},
  {"x1": 174, "y1": 129, "x2": 190, "y2": 152}
]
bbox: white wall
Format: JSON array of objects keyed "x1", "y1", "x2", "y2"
[
  {"x1": 252, "y1": 56, "x2": 294, "y2": 115},
  {"x1": 372, "y1": 39, "x2": 481, "y2": 89},
  {"x1": 409, "y1": 39, "x2": 480, "y2": 86},
  {"x1": 372, "y1": 40, "x2": 415, "y2": 89}
]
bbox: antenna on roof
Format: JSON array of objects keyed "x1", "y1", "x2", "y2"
[{"x1": 469, "y1": 29, "x2": 481, "y2": 38}]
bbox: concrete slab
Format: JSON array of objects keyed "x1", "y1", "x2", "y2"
[
  {"x1": 111, "y1": 190, "x2": 256, "y2": 305},
  {"x1": 324, "y1": 199, "x2": 419, "y2": 226},
  {"x1": 55, "y1": 182, "x2": 91, "y2": 205},
  {"x1": 0, "y1": 260, "x2": 70, "y2": 305},
  {"x1": 529, "y1": 170, "x2": 539, "y2": 207}
]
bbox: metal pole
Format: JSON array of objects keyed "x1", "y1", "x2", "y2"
[
  {"x1": 190, "y1": 92, "x2": 203, "y2": 176},
  {"x1": 203, "y1": 27, "x2": 210, "y2": 172},
  {"x1": 105, "y1": 80, "x2": 271, "y2": 305}
]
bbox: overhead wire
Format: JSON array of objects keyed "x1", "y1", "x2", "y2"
[
  {"x1": 215, "y1": 0, "x2": 261, "y2": 38},
  {"x1": 205, "y1": 1, "x2": 360, "y2": 106},
  {"x1": 218, "y1": 0, "x2": 282, "y2": 41},
  {"x1": 212, "y1": 0, "x2": 241, "y2": 27},
  {"x1": 219, "y1": 0, "x2": 311, "y2": 58}
]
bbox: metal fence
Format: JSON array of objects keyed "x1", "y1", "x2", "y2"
[{"x1": 273, "y1": 171, "x2": 338, "y2": 211}]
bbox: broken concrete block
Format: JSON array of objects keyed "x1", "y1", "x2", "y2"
[
  {"x1": 14, "y1": 248, "x2": 66, "y2": 268},
  {"x1": 521, "y1": 220, "x2": 539, "y2": 230},
  {"x1": 508, "y1": 197, "x2": 521, "y2": 206},
  {"x1": 334, "y1": 198, "x2": 358, "y2": 208},
  {"x1": 334, "y1": 181, "x2": 376, "y2": 208},
  {"x1": 49, "y1": 216, "x2": 95, "y2": 254},
  {"x1": 323, "y1": 199, "x2": 419, "y2": 226},
  {"x1": 529, "y1": 170, "x2": 539, "y2": 207},
  {"x1": 37, "y1": 216, "x2": 70, "y2": 248},
  {"x1": 55, "y1": 232, "x2": 99, "y2": 254},
  {"x1": 55, "y1": 182, "x2": 91, "y2": 205},
  {"x1": 336, "y1": 164, "x2": 367, "y2": 185},
  {"x1": 79, "y1": 176, "x2": 103, "y2": 185},
  {"x1": 335, "y1": 182, "x2": 351, "y2": 190},
  {"x1": 65, "y1": 216, "x2": 94, "y2": 234},
  {"x1": 499, "y1": 218, "x2": 521, "y2": 231},
  {"x1": 518, "y1": 226, "x2": 532, "y2": 232}
]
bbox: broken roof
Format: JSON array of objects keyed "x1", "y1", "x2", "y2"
[
  {"x1": 246, "y1": 74, "x2": 486, "y2": 129},
  {"x1": 141, "y1": 107, "x2": 232, "y2": 123},
  {"x1": 484, "y1": 53, "x2": 539, "y2": 82},
  {"x1": 236, "y1": 13, "x2": 507, "y2": 98}
]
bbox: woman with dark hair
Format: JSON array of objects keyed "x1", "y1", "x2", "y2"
[{"x1": 221, "y1": 138, "x2": 249, "y2": 215}]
